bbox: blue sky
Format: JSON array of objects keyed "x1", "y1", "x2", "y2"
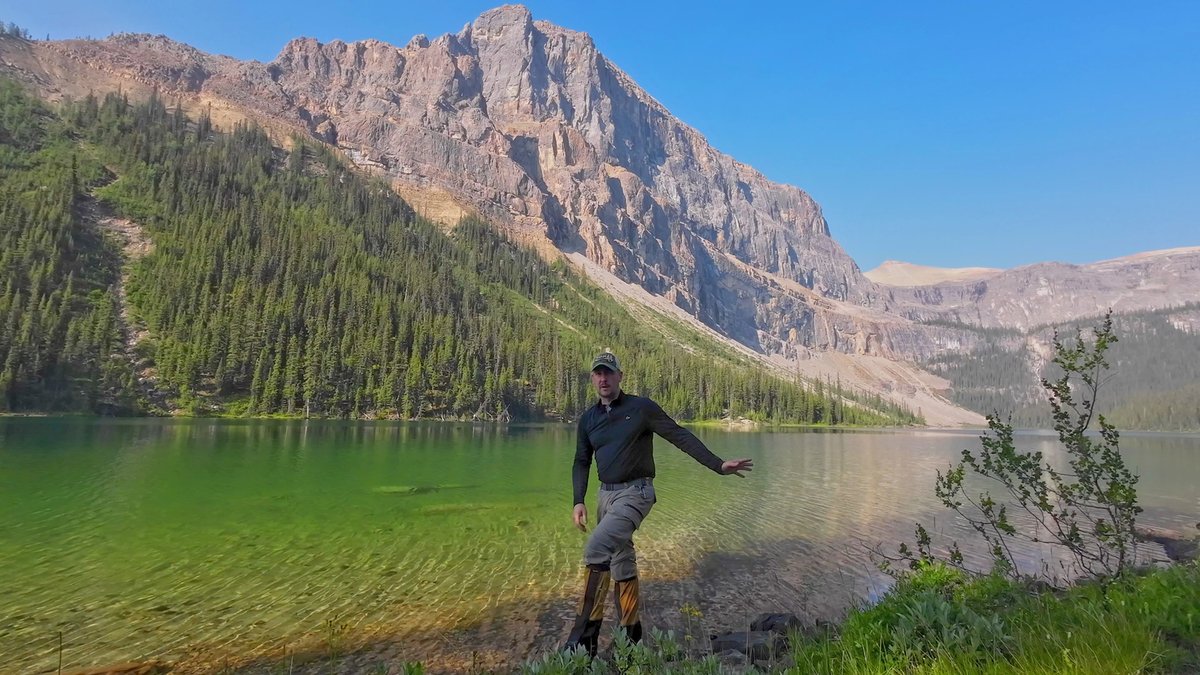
[{"x1": 6, "y1": 1, "x2": 1197, "y2": 270}]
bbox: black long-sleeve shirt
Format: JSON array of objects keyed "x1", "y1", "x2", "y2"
[{"x1": 572, "y1": 391, "x2": 725, "y2": 505}]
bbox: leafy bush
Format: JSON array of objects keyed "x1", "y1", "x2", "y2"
[{"x1": 891, "y1": 590, "x2": 1009, "y2": 661}]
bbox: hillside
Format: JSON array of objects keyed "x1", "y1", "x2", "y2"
[{"x1": 922, "y1": 307, "x2": 1200, "y2": 430}]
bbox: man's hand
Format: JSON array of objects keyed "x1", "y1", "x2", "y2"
[
  {"x1": 572, "y1": 503, "x2": 588, "y2": 532},
  {"x1": 721, "y1": 458, "x2": 754, "y2": 477}
]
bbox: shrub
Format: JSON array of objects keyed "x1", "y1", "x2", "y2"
[{"x1": 885, "y1": 312, "x2": 1141, "y2": 583}]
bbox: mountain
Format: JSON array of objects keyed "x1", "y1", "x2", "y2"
[
  {"x1": 0, "y1": 80, "x2": 921, "y2": 424},
  {"x1": 0, "y1": 10, "x2": 990, "y2": 425},
  {"x1": 872, "y1": 247, "x2": 1200, "y2": 330},
  {"x1": 870, "y1": 250, "x2": 1200, "y2": 429},
  {"x1": 5, "y1": 6, "x2": 879, "y2": 340},
  {"x1": 1, "y1": 6, "x2": 1197, "y2": 426}
]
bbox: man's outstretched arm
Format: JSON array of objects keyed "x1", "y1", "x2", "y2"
[{"x1": 646, "y1": 400, "x2": 753, "y2": 476}]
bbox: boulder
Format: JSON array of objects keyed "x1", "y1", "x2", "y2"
[
  {"x1": 1135, "y1": 524, "x2": 1200, "y2": 562},
  {"x1": 749, "y1": 612, "x2": 801, "y2": 633}
]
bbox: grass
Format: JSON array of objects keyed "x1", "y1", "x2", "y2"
[{"x1": 788, "y1": 561, "x2": 1200, "y2": 674}]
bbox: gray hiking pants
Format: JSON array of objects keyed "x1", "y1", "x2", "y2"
[{"x1": 584, "y1": 478, "x2": 656, "y2": 581}]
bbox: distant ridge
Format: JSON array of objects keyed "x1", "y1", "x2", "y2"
[
  {"x1": 867, "y1": 246, "x2": 1200, "y2": 287},
  {"x1": 865, "y1": 261, "x2": 1002, "y2": 286}
]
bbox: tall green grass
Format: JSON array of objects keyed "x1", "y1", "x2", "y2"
[{"x1": 788, "y1": 562, "x2": 1200, "y2": 674}]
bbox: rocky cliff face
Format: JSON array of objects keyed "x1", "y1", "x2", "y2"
[{"x1": 265, "y1": 5, "x2": 878, "y2": 344}]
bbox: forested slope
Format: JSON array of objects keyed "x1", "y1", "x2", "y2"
[{"x1": 924, "y1": 309, "x2": 1200, "y2": 430}]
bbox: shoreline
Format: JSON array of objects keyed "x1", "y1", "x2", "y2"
[
  {"x1": 64, "y1": 557, "x2": 1200, "y2": 675},
  {"x1": 0, "y1": 410, "x2": 966, "y2": 428},
  {"x1": 0, "y1": 411, "x2": 935, "y2": 429},
  {"x1": 12, "y1": 414, "x2": 1198, "y2": 434}
]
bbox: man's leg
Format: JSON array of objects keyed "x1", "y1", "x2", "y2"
[
  {"x1": 563, "y1": 563, "x2": 610, "y2": 656},
  {"x1": 611, "y1": 571, "x2": 642, "y2": 643},
  {"x1": 610, "y1": 487, "x2": 651, "y2": 643},
  {"x1": 564, "y1": 486, "x2": 650, "y2": 655}
]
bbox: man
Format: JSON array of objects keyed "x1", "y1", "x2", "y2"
[{"x1": 564, "y1": 351, "x2": 754, "y2": 656}]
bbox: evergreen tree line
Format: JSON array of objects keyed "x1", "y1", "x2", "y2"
[
  {"x1": 923, "y1": 311, "x2": 1200, "y2": 431},
  {"x1": 0, "y1": 81, "x2": 922, "y2": 424},
  {"x1": 0, "y1": 80, "x2": 129, "y2": 412}
]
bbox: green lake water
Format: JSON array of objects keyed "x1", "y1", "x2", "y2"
[{"x1": 1, "y1": 419, "x2": 1197, "y2": 671}]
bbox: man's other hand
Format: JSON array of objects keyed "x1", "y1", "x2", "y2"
[
  {"x1": 572, "y1": 503, "x2": 588, "y2": 532},
  {"x1": 721, "y1": 458, "x2": 754, "y2": 477}
]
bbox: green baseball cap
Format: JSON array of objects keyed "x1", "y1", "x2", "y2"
[{"x1": 590, "y1": 351, "x2": 621, "y2": 372}]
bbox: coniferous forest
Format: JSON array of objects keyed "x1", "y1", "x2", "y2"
[
  {"x1": 0, "y1": 79, "x2": 921, "y2": 425},
  {"x1": 924, "y1": 309, "x2": 1200, "y2": 431}
]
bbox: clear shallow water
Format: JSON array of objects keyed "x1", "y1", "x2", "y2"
[{"x1": 1, "y1": 419, "x2": 1196, "y2": 671}]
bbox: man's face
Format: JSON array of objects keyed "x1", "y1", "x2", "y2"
[{"x1": 591, "y1": 367, "x2": 622, "y2": 400}]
